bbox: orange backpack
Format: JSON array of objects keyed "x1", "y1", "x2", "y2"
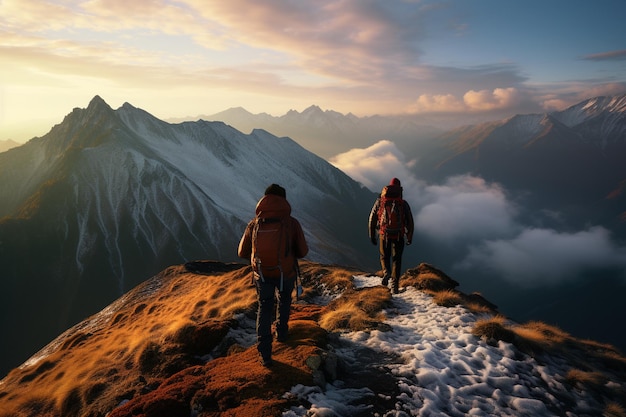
[
  {"x1": 251, "y1": 216, "x2": 294, "y2": 281},
  {"x1": 377, "y1": 184, "x2": 405, "y2": 240}
]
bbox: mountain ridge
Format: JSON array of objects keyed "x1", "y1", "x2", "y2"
[
  {"x1": 171, "y1": 104, "x2": 443, "y2": 158},
  {"x1": 0, "y1": 97, "x2": 376, "y2": 376},
  {"x1": 1, "y1": 261, "x2": 624, "y2": 417}
]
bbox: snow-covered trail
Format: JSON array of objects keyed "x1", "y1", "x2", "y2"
[{"x1": 287, "y1": 275, "x2": 599, "y2": 417}]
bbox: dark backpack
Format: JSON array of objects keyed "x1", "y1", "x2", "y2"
[
  {"x1": 251, "y1": 216, "x2": 293, "y2": 281},
  {"x1": 377, "y1": 185, "x2": 405, "y2": 240}
]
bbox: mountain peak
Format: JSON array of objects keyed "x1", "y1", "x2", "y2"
[
  {"x1": 86, "y1": 95, "x2": 112, "y2": 112},
  {"x1": 303, "y1": 104, "x2": 323, "y2": 113}
]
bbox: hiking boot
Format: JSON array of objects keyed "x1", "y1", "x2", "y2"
[
  {"x1": 276, "y1": 332, "x2": 288, "y2": 343},
  {"x1": 381, "y1": 276, "x2": 389, "y2": 286},
  {"x1": 260, "y1": 354, "x2": 273, "y2": 367}
]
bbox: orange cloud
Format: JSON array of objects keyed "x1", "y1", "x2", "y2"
[{"x1": 411, "y1": 88, "x2": 522, "y2": 113}]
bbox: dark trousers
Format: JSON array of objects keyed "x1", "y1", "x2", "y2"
[
  {"x1": 379, "y1": 238, "x2": 405, "y2": 291},
  {"x1": 255, "y1": 276, "x2": 295, "y2": 359}
]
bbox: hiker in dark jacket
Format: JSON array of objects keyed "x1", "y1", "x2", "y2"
[
  {"x1": 368, "y1": 177, "x2": 414, "y2": 294},
  {"x1": 238, "y1": 184, "x2": 308, "y2": 367}
]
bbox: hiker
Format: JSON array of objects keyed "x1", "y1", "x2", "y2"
[
  {"x1": 238, "y1": 184, "x2": 308, "y2": 367},
  {"x1": 368, "y1": 177, "x2": 414, "y2": 294}
]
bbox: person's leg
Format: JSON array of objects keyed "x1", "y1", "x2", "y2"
[
  {"x1": 379, "y1": 238, "x2": 392, "y2": 285},
  {"x1": 256, "y1": 279, "x2": 276, "y2": 365},
  {"x1": 276, "y1": 277, "x2": 295, "y2": 342},
  {"x1": 391, "y1": 239, "x2": 405, "y2": 293}
]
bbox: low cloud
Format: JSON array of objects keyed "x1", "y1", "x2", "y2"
[
  {"x1": 329, "y1": 140, "x2": 421, "y2": 193},
  {"x1": 332, "y1": 140, "x2": 626, "y2": 288},
  {"x1": 416, "y1": 176, "x2": 517, "y2": 243},
  {"x1": 460, "y1": 227, "x2": 626, "y2": 287},
  {"x1": 331, "y1": 141, "x2": 517, "y2": 243}
]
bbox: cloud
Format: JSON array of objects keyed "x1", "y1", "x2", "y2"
[
  {"x1": 539, "y1": 83, "x2": 626, "y2": 112},
  {"x1": 411, "y1": 87, "x2": 524, "y2": 113},
  {"x1": 330, "y1": 141, "x2": 517, "y2": 243},
  {"x1": 416, "y1": 176, "x2": 517, "y2": 243},
  {"x1": 329, "y1": 140, "x2": 421, "y2": 193},
  {"x1": 582, "y1": 49, "x2": 626, "y2": 62},
  {"x1": 460, "y1": 226, "x2": 626, "y2": 287},
  {"x1": 3, "y1": 0, "x2": 626, "y2": 135},
  {"x1": 333, "y1": 140, "x2": 626, "y2": 289}
]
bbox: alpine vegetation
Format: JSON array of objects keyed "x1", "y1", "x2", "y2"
[
  {"x1": 0, "y1": 261, "x2": 623, "y2": 416},
  {"x1": 0, "y1": 96, "x2": 375, "y2": 376}
]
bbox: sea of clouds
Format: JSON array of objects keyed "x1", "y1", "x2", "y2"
[{"x1": 330, "y1": 140, "x2": 626, "y2": 287}]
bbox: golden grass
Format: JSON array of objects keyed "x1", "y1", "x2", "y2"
[
  {"x1": 472, "y1": 315, "x2": 516, "y2": 343},
  {"x1": 508, "y1": 321, "x2": 571, "y2": 354},
  {"x1": 320, "y1": 286, "x2": 391, "y2": 332},
  {"x1": 463, "y1": 301, "x2": 494, "y2": 314},
  {"x1": 319, "y1": 306, "x2": 378, "y2": 332},
  {"x1": 429, "y1": 289, "x2": 463, "y2": 307},
  {"x1": 604, "y1": 402, "x2": 626, "y2": 417},
  {"x1": 298, "y1": 261, "x2": 362, "y2": 292},
  {"x1": 401, "y1": 263, "x2": 459, "y2": 291},
  {"x1": 565, "y1": 369, "x2": 607, "y2": 389},
  {"x1": 0, "y1": 263, "x2": 258, "y2": 417}
]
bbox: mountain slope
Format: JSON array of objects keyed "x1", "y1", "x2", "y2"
[
  {"x1": 412, "y1": 94, "x2": 626, "y2": 231},
  {"x1": 0, "y1": 261, "x2": 623, "y2": 416},
  {"x1": 0, "y1": 96, "x2": 377, "y2": 376}
]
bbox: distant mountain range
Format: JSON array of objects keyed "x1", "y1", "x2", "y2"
[
  {"x1": 412, "y1": 94, "x2": 626, "y2": 235},
  {"x1": 173, "y1": 105, "x2": 443, "y2": 158},
  {"x1": 0, "y1": 139, "x2": 20, "y2": 153},
  {"x1": 0, "y1": 96, "x2": 376, "y2": 376},
  {"x1": 188, "y1": 95, "x2": 626, "y2": 236}
]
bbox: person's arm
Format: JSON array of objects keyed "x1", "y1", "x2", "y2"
[
  {"x1": 404, "y1": 201, "x2": 414, "y2": 244},
  {"x1": 368, "y1": 198, "x2": 380, "y2": 243},
  {"x1": 237, "y1": 221, "x2": 253, "y2": 259}
]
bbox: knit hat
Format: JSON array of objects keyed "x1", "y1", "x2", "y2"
[
  {"x1": 390, "y1": 178, "x2": 401, "y2": 186},
  {"x1": 264, "y1": 183, "x2": 286, "y2": 198}
]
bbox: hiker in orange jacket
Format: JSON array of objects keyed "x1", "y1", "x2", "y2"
[
  {"x1": 368, "y1": 178, "x2": 414, "y2": 294},
  {"x1": 238, "y1": 184, "x2": 308, "y2": 367}
]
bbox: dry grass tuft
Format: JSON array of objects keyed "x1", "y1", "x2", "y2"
[
  {"x1": 319, "y1": 307, "x2": 378, "y2": 332},
  {"x1": 565, "y1": 369, "x2": 607, "y2": 390},
  {"x1": 320, "y1": 286, "x2": 391, "y2": 332},
  {"x1": 402, "y1": 263, "x2": 459, "y2": 291},
  {"x1": 430, "y1": 289, "x2": 463, "y2": 307},
  {"x1": 510, "y1": 321, "x2": 572, "y2": 354},
  {"x1": 604, "y1": 402, "x2": 626, "y2": 417},
  {"x1": 463, "y1": 301, "x2": 495, "y2": 314},
  {"x1": 472, "y1": 316, "x2": 516, "y2": 344},
  {"x1": 298, "y1": 261, "x2": 365, "y2": 294}
]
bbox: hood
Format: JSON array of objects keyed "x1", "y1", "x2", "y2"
[{"x1": 255, "y1": 194, "x2": 291, "y2": 219}]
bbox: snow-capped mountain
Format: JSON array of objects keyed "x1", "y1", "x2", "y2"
[
  {"x1": 0, "y1": 96, "x2": 377, "y2": 376},
  {"x1": 412, "y1": 94, "x2": 626, "y2": 231},
  {"x1": 552, "y1": 94, "x2": 626, "y2": 145},
  {"x1": 180, "y1": 104, "x2": 442, "y2": 158}
]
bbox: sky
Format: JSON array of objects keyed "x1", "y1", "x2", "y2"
[{"x1": 1, "y1": 0, "x2": 626, "y2": 142}]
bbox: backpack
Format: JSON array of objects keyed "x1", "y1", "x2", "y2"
[
  {"x1": 377, "y1": 185, "x2": 405, "y2": 240},
  {"x1": 251, "y1": 216, "x2": 294, "y2": 282}
]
